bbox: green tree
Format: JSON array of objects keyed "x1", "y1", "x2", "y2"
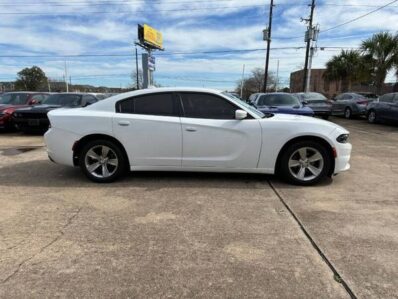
[
  {"x1": 15, "y1": 66, "x2": 48, "y2": 91},
  {"x1": 361, "y1": 32, "x2": 398, "y2": 94},
  {"x1": 323, "y1": 50, "x2": 369, "y2": 92}
]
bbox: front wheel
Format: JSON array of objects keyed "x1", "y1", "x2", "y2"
[
  {"x1": 79, "y1": 140, "x2": 126, "y2": 183},
  {"x1": 344, "y1": 107, "x2": 352, "y2": 119},
  {"x1": 279, "y1": 141, "x2": 331, "y2": 185},
  {"x1": 367, "y1": 110, "x2": 378, "y2": 123}
]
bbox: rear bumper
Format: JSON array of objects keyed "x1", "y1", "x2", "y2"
[{"x1": 44, "y1": 128, "x2": 79, "y2": 167}]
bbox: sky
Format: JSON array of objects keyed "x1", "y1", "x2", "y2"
[{"x1": 0, "y1": 0, "x2": 397, "y2": 90}]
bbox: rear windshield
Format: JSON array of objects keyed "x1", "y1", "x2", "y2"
[
  {"x1": 300, "y1": 93, "x2": 327, "y2": 101},
  {"x1": 44, "y1": 94, "x2": 82, "y2": 107},
  {"x1": 258, "y1": 94, "x2": 300, "y2": 106},
  {"x1": 0, "y1": 93, "x2": 29, "y2": 105}
]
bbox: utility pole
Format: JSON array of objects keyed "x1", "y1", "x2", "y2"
[
  {"x1": 240, "y1": 64, "x2": 245, "y2": 98},
  {"x1": 135, "y1": 47, "x2": 139, "y2": 89},
  {"x1": 275, "y1": 59, "x2": 280, "y2": 92},
  {"x1": 64, "y1": 60, "x2": 69, "y2": 93},
  {"x1": 305, "y1": 46, "x2": 315, "y2": 92},
  {"x1": 263, "y1": 0, "x2": 274, "y2": 93},
  {"x1": 302, "y1": 0, "x2": 315, "y2": 92}
]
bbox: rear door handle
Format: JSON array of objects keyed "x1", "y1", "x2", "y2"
[
  {"x1": 118, "y1": 120, "x2": 130, "y2": 126},
  {"x1": 185, "y1": 127, "x2": 197, "y2": 132}
]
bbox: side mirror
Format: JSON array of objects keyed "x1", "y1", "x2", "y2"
[
  {"x1": 302, "y1": 100, "x2": 308, "y2": 105},
  {"x1": 235, "y1": 109, "x2": 248, "y2": 120},
  {"x1": 29, "y1": 99, "x2": 37, "y2": 105}
]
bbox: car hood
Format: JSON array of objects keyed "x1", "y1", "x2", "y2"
[
  {"x1": 14, "y1": 104, "x2": 63, "y2": 114},
  {"x1": 265, "y1": 113, "x2": 348, "y2": 133},
  {"x1": 257, "y1": 105, "x2": 313, "y2": 115},
  {"x1": 0, "y1": 104, "x2": 28, "y2": 111}
]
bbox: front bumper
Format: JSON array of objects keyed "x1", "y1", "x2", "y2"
[
  {"x1": 334, "y1": 142, "x2": 352, "y2": 174},
  {"x1": 13, "y1": 117, "x2": 49, "y2": 131}
]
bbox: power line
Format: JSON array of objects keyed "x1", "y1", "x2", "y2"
[
  {"x1": 0, "y1": 0, "x2": 242, "y2": 6},
  {"x1": 321, "y1": 0, "x2": 398, "y2": 33},
  {"x1": 0, "y1": 4, "x2": 265, "y2": 14}
]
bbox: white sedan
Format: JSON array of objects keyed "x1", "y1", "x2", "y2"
[{"x1": 45, "y1": 88, "x2": 351, "y2": 185}]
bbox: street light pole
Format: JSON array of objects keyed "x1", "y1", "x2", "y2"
[{"x1": 263, "y1": 0, "x2": 274, "y2": 93}]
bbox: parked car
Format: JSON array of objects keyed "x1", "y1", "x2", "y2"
[
  {"x1": 251, "y1": 92, "x2": 314, "y2": 116},
  {"x1": 0, "y1": 92, "x2": 49, "y2": 130},
  {"x1": 248, "y1": 93, "x2": 261, "y2": 104},
  {"x1": 44, "y1": 88, "x2": 351, "y2": 185},
  {"x1": 294, "y1": 92, "x2": 332, "y2": 120},
  {"x1": 331, "y1": 92, "x2": 373, "y2": 119},
  {"x1": 366, "y1": 92, "x2": 398, "y2": 123},
  {"x1": 13, "y1": 93, "x2": 102, "y2": 133}
]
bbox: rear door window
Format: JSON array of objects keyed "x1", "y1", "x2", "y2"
[{"x1": 117, "y1": 93, "x2": 178, "y2": 117}]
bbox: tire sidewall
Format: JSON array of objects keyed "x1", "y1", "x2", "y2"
[
  {"x1": 79, "y1": 139, "x2": 126, "y2": 183},
  {"x1": 368, "y1": 110, "x2": 377, "y2": 123},
  {"x1": 280, "y1": 141, "x2": 331, "y2": 186},
  {"x1": 344, "y1": 107, "x2": 352, "y2": 119}
]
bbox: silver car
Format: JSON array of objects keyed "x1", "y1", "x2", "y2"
[{"x1": 332, "y1": 93, "x2": 374, "y2": 119}]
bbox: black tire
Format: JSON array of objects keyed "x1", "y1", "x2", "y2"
[
  {"x1": 79, "y1": 139, "x2": 127, "y2": 183},
  {"x1": 367, "y1": 109, "x2": 378, "y2": 124},
  {"x1": 344, "y1": 107, "x2": 352, "y2": 119},
  {"x1": 279, "y1": 141, "x2": 331, "y2": 186}
]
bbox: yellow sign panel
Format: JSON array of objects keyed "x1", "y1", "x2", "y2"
[{"x1": 143, "y1": 24, "x2": 163, "y2": 49}]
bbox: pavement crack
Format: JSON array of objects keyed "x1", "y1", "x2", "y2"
[
  {"x1": 267, "y1": 180, "x2": 357, "y2": 299},
  {"x1": 1, "y1": 207, "x2": 82, "y2": 284}
]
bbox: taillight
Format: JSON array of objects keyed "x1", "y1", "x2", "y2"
[{"x1": 357, "y1": 100, "x2": 368, "y2": 105}]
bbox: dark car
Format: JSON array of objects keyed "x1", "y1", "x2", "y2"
[
  {"x1": 294, "y1": 92, "x2": 332, "y2": 120},
  {"x1": 331, "y1": 92, "x2": 373, "y2": 119},
  {"x1": 13, "y1": 93, "x2": 101, "y2": 133},
  {"x1": 0, "y1": 92, "x2": 49, "y2": 130},
  {"x1": 251, "y1": 92, "x2": 314, "y2": 116},
  {"x1": 366, "y1": 92, "x2": 398, "y2": 124}
]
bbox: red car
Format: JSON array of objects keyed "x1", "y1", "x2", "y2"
[{"x1": 0, "y1": 92, "x2": 50, "y2": 130}]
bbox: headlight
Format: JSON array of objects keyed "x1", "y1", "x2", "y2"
[{"x1": 336, "y1": 134, "x2": 349, "y2": 143}]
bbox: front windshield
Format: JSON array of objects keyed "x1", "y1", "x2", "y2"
[
  {"x1": 222, "y1": 92, "x2": 266, "y2": 118},
  {"x1": 44, "y1": 94, "x2": 82, "y2": 107},
  {"x1": 301, "y1": 92, "x2": 327, "y2": 101},
  {"x1": 258, "y1": 94, "x2": 300, "y2": 106},
  {"x1": 0, "y1": 93, "x2": 29, "y2": 105}
]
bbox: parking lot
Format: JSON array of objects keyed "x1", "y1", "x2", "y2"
[{"x1": 0, "y1": 117, "x2": 397, "y2": 298}]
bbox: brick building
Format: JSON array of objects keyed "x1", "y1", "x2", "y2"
[{"x1": 290, "y1": 69, "x2": 397, "y2": 98}]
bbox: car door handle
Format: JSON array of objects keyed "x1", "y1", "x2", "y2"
[
  {"x1": 185, "y1": 127, "x2": 197, "y2": 132},
  {"x1": 118, "y1": 120, "x2": 130, "y2": 126}
]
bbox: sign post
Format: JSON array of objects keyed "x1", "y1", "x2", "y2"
[{"x1": 136, "y1": 24, "x2": 164, "y2": 89}]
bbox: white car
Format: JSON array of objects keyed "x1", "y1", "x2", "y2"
[{"x1": 45, "y1": 88, "x2": 351, "y2": 185}]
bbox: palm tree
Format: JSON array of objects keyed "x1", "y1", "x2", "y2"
[
  {"x1": 361, "y1": 32, "x2": 398, "y2": 94},
  {"x1": 323, "y1": 50, "x2": 368, "y2": 92}
]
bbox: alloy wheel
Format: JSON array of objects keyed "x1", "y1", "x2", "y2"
[
  {"x1": 84, "y1": 145, "x2": 119, "y2": 178},
  {"x1": 288, "y1": 147, "x2": 324, "y2": 182},
  {"x1": 368, "y1": 111, "x2": 376, "y2": 123},
  {"x1": 344, "y1": 108, "x2": 351, "y2": 119}
]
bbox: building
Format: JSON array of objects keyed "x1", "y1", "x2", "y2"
[{"x1": 290, "y1": 69, "x2": 397, "y2": 98}]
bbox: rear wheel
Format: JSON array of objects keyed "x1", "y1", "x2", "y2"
[
  {"x1": 367, "y1": 110, "x2": 378, "y2": 123},
  {"x1": 279, "y1": 141, "x2": 331, "y2": 186},
  {"x1": 79, "y1": 139, "x2": 126, "y2": 183},
  {"x1": 344, "y1": 107, "x2": 352, "y2": 119}
]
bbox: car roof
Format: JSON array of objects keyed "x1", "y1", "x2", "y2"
[
  {"x1": 1, "y1": 91, "x2": 48, "y2": 94},
  {"x1": 86, "y1": 87, "x2": 226, "y2": 111}
]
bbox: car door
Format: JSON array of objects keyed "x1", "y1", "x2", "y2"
[
  {"x1": 376, "y1": 94, "x2": 392, "y2": 120},
  {"x1": 112, "y1": 92, "x2": 182, "y2": 167},
  {"x1": 390, "y1": 94, "x2": 398, "y2": 121},
  {"x1": 178, "y1": 92, "x2": 262, "y2": 169},
  {"x1": 332, "y1": 94, "x2": 345, "y2": 115}
]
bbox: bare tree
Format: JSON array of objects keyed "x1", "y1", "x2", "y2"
[{"x1": 235, "y1": 67, "x2": 276, "y2": 100}]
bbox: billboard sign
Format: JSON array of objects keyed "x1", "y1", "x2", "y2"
[{"x1": 138, "y1": 24, "x2": 163, "y2": 50}]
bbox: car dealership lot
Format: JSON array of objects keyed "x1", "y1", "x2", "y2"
[{"x1": 0, "y1": 118, "x2": 397, "y2": 298}]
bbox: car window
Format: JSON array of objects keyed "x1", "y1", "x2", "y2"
[
  {"x1": 301, "y1": 92, "x2": 327, "y2": 101},
  {"x1": 0, "y1": 93, "x2": 29, "y2": 105},
  {"x1": 31, "y1": 94, "x2": 44, "y2": 103},
  {"x1": 380, "y1": 94, "x2": 394, "y2": 103},
  {"x1": 117, "y1": 93, "x2": 177, "y2": 117},
  {"x1": 257, "y1": 94, "x2": 300, "y2": 106},
  {"x1": 180, "y1": 93, "x2": 237, "y2": 119},
  {"x1": 44, "y1": 94, "x2": 82, "y2": 107},
  {"x1": 83, "y1": 95, "x2": 98, "y2": 105}
]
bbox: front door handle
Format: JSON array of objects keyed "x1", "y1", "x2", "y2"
[
  {"x1": 185, "y1": 127, "x2": 197, "y2": 132},
  {"x1": 118, "y1": 120, "x2": 130, "y2": 126}
]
